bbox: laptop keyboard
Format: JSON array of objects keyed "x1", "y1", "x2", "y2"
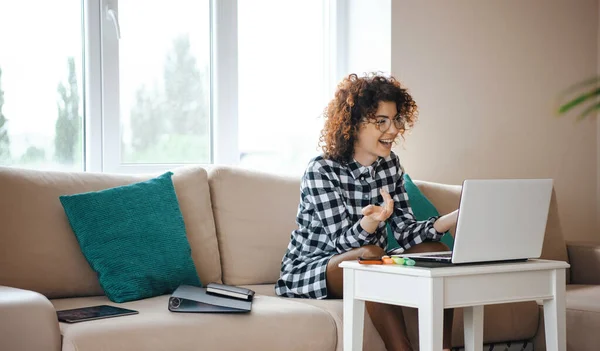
[{"x1": 424, "y1": 253, "x2": 452, "y2": 258}]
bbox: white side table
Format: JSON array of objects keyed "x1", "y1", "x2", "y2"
[{"x1": 340, "y1": 259, "x2": 569, "y2": 351}]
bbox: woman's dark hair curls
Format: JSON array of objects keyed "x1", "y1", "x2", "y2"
[{"x1": 319, "y1": 73, "x2": 418, "y2": 164}]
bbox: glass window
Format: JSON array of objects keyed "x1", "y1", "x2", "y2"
[
  {"x1": 117, "y1": 0, "x2": 211, "y2": 165},
  {"x1": 238, "y1": 0, "x2": 327, "y2": 177},
  {"x1": 0, "y1": 1, "x2": 84, "y2": 171},
  {"x1": 0, "y1": 0, "x2": 342, "y2": 175}
]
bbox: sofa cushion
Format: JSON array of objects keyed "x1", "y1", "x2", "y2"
[
  {"x1": 567, "y1": 241, "x2": 600, "y2": 284},
  {"x1": 208, "y1": 166, "x2": 300, "y2": 285},
  {"x1": 566, "y1": 284, "x2": 600, "y2": 312},
  {"x1": 244, "y1": 284, "x2": 386, "y2": 351},
  {"x1": 59, "y1": 172, "x2": 201, "y2": 303},
  {"x1": 51, "y1": 293, "x2": 337, "y2": 351},
  {"x1": 565, "y1": 285, "x2": 600, "y2": 351},
  {"x1": 245, "y1": 284, "x2": 538, "y2": 350},
  {"x1": 0, "y1": 166, "x2": 221, "y2": 299}
]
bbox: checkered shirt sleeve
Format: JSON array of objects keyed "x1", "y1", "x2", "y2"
[{"x1": 389, "y1": 155, "x2": 445, "y2": 252}]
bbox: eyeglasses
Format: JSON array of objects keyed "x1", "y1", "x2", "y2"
[{"x1": 365, "y1": 116, "x2": 406, "y2": 132}]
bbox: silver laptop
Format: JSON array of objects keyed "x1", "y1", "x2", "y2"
[{"x1": 394, "y1": 179, "x2": 553, "y2": 265}]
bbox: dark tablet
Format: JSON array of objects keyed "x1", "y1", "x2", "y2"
[{"x1": 57, "y1": 305, "x2": 139, "y2": 323}]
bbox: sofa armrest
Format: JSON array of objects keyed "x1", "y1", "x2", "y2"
[
  {"x1": 0, "y1": 285, "x2": 61, "y2": 351},
  {"x1": 567, "y1": 241, "x2": 600, "y2": 285}
]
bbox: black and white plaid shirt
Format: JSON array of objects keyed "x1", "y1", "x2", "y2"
[{"x1": 275, "y1": 151, "x2": 444, "y2": 299}]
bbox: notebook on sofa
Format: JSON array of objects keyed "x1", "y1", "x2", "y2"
[
  {"x1": 206, "y1": 283, "x2": 255, "y2": 301},
  {"x1": 168, "y1": 285, "x2": 252, "y2": 313}
]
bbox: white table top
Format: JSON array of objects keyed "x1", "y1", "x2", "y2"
[{"x1": 339, "y1": 259, "x2": 570, "y2": 277}]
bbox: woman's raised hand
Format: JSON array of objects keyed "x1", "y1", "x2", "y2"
[{"x1": 361, "y1": 189, "x2": 394, "y2": 223}]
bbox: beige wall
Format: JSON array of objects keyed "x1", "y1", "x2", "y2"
[{"x1": 391, "y1": 0, "x2": 599, "y2": 242}]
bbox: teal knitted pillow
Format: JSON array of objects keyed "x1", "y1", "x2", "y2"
[
  {"x1": 59, "y1": 172, "x2": 201, "y2": 303},
  {"x1": 387, "y1": 173, "x2": 455, "y2": 251}
]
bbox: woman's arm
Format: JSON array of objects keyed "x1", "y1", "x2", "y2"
[
  {"x1": 433, "y1": 210, "x2": 458, "y2": 234},
  {"x1": 388, "y1": 170, "x2": 447, "y2": 250}
]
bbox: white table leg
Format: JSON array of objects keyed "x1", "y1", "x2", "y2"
[
  {"x1": 343, "y1": 268, "x2": 365, "y2": 351},
  {"x1": 418, "y1": 277, "x2": 444, "y2": 351},
  {"x1": 464, "y1": 305, "x2": 484, "y2": 351},
  {"x1": 544, "y1": 268, "x2": 566, "y2": 351}
]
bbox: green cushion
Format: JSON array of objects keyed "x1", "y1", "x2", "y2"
[
  {"x1": 387, "y1": 173, "x2": 455, "y2": 251},
  {"x1": 59, "y1": 172, "x2": 201, "y2": 303}
]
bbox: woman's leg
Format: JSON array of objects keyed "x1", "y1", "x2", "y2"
[
  {"x1": 326, "y1": 245, "x2": 413, "y2": 351},
  {"x1": 404, "y1": 241, "x2": 454, "y2": 351}
]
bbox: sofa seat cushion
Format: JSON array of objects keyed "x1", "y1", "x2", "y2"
[
  {"x1": 51, "y1": 293, "x2": 337, "y2": 351},
  {"x1": 244, "y1": 284, "x2": 386, "y2": 351},
  {"x1": 245, "y1": 284, "x2": 539, "y2": 350},
  {"x1": 566, "y1": 284, "x2": 600, "y2": 351},
  {"x1": 566, "y1": 284, "x2": 600, "y2": 312}
]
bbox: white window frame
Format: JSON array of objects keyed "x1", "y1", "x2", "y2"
[
  {"x1": 83, "y1": 0, "x2": 104, "y2": 173},
  {"x1": 325, "y1": 0, "x2": 348, "y2": 95},
  {"x1": 83, "y1": 0, "x2": 344, "y2": 174}
]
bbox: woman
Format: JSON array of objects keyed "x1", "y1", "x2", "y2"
[{"x1": 275, "y1": 73, "x2": 458, "y2": 351}]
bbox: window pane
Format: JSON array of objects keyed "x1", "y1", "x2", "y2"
[
  {"x1": 0, "y1": 1, "x2": 84, "y2": 171},
  {"x1": 238, "y1": 0, "x2": 326, "y2": 177},
  {"x1": 119, "y1": 1, "x2": 211, "y2": 164}
]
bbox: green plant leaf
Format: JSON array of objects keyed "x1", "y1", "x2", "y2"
[{"x1": 558, "y1": 87, "x2": 600, "y2": 114}]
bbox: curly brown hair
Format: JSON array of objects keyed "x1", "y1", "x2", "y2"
[{"x1": 319, "y1": 73, "x2": 418, "y2": 164}]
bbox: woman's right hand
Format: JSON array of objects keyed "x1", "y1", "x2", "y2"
[
  {"x1": 361, "y1": 189, "x2": 394, "y2": 225},
  {"x1": 433, "y1": 209, "x2": 459, "y2": 235}
]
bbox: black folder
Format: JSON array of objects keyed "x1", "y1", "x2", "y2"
[{"x1": 168, "y1": 285, "x2": 252, "y2": 313}]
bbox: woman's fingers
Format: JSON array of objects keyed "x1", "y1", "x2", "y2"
[
  {"x1": 361, "y1": 205, "x2": 374, "y2": 216},
  {"x1": 363, "y1": 189, "x2": 396, "y2": 221},
  {"x1": 363, "y1": 205, "x2": 384, "y2": 220},
  {"x1": 380, "y1": 188, "x2": 393, "y2": 203},
  {"x1": 380, "y1": 189, "x2": 394, "y2": 219}
]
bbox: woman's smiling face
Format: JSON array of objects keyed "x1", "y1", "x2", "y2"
[{"x1": 353, "y1": 100, "x2": 401, "y2": 166}]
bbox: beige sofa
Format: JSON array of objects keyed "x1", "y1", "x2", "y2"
[{"x1": 0, "y1": 165, "x2": 598, "y2": 351}]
